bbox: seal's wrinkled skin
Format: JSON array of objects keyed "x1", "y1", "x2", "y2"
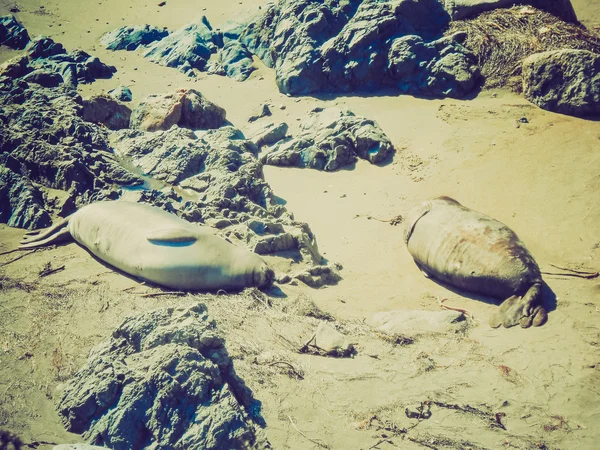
[
  {"x1": 19, "y1": 201, "x2": 274, "y2": 291},
  {"x1": 404, "y1": 197, "x2": 547, "y2": 328}
]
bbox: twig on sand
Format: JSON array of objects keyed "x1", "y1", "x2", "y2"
[
  {"x1": 438, "y1": 297, "x2": 475, "y2": 320},
  {"x1": 353, "y1": 214, "x2": 403, "y2": 226},
  {"x1": 267, "y1": 361, "x2": 304, "y2": 380},
  {"x1": 0, "y1": 248, "x2": 21, "y2": 256},
  {"x1": 137, "y1": 291, "x2": 186, "y2": 298},
  {"x1": 288, "y1": 415, "x2": 329, "y2": 449},
  {"x1": 541, "y1": 264, "x2": 598, "y2": 279},
  {"x1": 39, "y1": 264, "x2": 65, "y2": 278},
  {"x1": 0, "y1": 250, "x2": 38, "y2": 267},
  {"x1": 299, "y1": 333, "x2": 316, "y2": 353}
]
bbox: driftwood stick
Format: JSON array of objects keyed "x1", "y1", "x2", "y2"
[
  {"x1": 541, "y1": 264, "x2": 598, "y2": 279},
  {"x1": 39, "y1": 265, "x2": 65, "y2": 278},
  {"x1": 137, "y1": 291, "x2": 186, "y2": 298},
  {"x1": 0, "y1": 250, "x2": 38, "y2": 267}
]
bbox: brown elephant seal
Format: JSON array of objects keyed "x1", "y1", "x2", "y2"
[
  {"x1": 404, "y1": 197, "x2": 547, "y2": 328},
  {"x1": 19, "y1": 201, "x2": 274, "y2": 291}
]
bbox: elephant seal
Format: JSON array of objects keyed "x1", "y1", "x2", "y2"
[
  {"x1": 404, "y1": 197, "x2": 547, "y2": 328},
  {"x1": 19, "y1": 201, "x2": 274, "y2": 291}
]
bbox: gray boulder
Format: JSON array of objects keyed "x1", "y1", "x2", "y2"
[
  {"x1": 522, "y1": 49, "x2": 600, "y2": 117},
  {"x1": 21, "y1": 69, "x2": 64, "y2": 88},
  {"x1": 107, "y1": 85, "x2": 132, "y2": 102},
  {"x1": 214, "y1": 40, "x2": 256, "y2": 81},
  {"x1": 238, "y1": 0, "x2": 479, "y2": 98},
  {"x1": 82, "y1": 94, "x2": 132, "y2": 130},
  {"x1": 142, "y1": 19, "x2": 215, "y2": 72},
  {"x1": 249, "y1": 122, "x2": 288, "y2": 147},
  {"x1": 25, "y1": 37, "x2": 116, "y2": 87},
  {"x1": 56, "y1": 304, "x2": 269, "y2": 450},
  {"x1": 261, "y1": 107, "x2": 394, "y2": 171},
  {"x1": 0, "y1": 156, "x2": 52, "y2": 229},
  {"x1": 442, "y1": 0, "x2": 578, "y2": 22},
  {"x1": 100, "y1": 24, "x2": 168, "y2": 51},
  {"x1": 0, "y1": 15, "x2": 30, "y2": 49},
  {"x1": 129, "y1": 88, "x2": 226, "y2": 132}
]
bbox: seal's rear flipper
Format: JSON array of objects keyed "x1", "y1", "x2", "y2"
[
  {"x1": 489, "y1": 295, "x2": 519, "y2": 328},
  {"x1": 18, "y1": 228, "x2": 71, "y2": 249},
  {"x1": 20, "y1": 217, "x2": 70, "y2": 245},
  {"x1": 489, "y1": 284, "x2": 547, "y2": 329}
]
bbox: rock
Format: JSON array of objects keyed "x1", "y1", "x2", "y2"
[
  {"x1": 0, "y1": 155, "x2": 52, "y2": 229},
  {"x1": 388, "y1": 32, "x2": 479, "y2": 98},
  {"x1": 56, "y1": 304, "x2": 269, "y2": 449},
  {"x1": 250, "y1": 122, "x2": 288, "y2": 147},
  {"x1": 238, "y1": 0, "x2": 479, "y2": 98},
  {"x1": 0, "y1": 15, "x2": 30, "y2": 49},
  {"x1": 442, "y1": 0, "x2": 578, "y2": 22},
  {"x1": 293, "y1": 265, "x2": 342, "y2": 288},
  {"x1": 522, "y1": 49, "x2": 600, "y2": 117},
  {"x1": 26, "y1": 36, "x2": 66, "y2": 59},
  {"x1": 142, "y1": 19, "x2": 215, "y2": 71},
  {"x1": 214, "y1": 40, "x2": 256, "y2": 81},
  {"x1": 100, "y1": 25, "x2": 168, "y2": 51},
  {"x1": 0, "y1": 56, "x2": 30, "y2": 78},
  {"x1": 0, "y1": 79, "x2": 142, "y2": 228},
  {"x1": 248, "y1": 103, "x2": 271, "y2": 122},
  {"x1": 25, "y1": 37, "x2": 117, "y2": 87},
  {"x1": 21, "y1": 69, "x2": 63, "y2": 88},
  {"x1": 107, "y1": 85, "x2": 132, "y2": 102},
  {"x1": 261, "y1": 108, "x2": 394, "y2": 171},
  {"x1": 367, "y1": 310, "x2": 467, "y2": 335},
  {"x1": 82, "y1": 95, "x2": 132, "y2": 130},
  {"x1": 129, "y1": 88, "x2": 226, "y2": 132},
  {"x1": 307, "y1": 322, "x2": 354, "y2": 356}
]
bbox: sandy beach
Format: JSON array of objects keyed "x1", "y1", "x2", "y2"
[{"x1": 1, "y1": 0, "x2": 599, "y2": 448}]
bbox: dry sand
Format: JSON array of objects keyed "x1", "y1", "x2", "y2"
[{"x1": 1, "y1": 0, "x2": 599, "y2": 449}]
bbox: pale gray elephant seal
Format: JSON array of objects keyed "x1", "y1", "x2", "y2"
[
  {"x1": 19, "y1": 201, "x2": 274, "y2": 291},
  {"x1": 404, "y1": 197, "x2": 547, "y2": 328}
]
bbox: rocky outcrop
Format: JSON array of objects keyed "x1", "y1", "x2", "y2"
[
  {"x1": 208, "y1": 40, "x2": 256, "y2": 81},
  {"x1": 261, "y1": 108, "x2": 394, "y2": 171},
  {"x1": 522, "y1": 49, "x2": 600, "y2": 117},
  {"x1": 129, "y1": 89, "x2": 226, "y2": 132},
  {"x1": 238, "y1": 0, "x2": 479, "y2": 97},
  {"x1": 100, "y1": 24, "x2": 168, "y2": 51},
  {"x1": 107, "y1": 85, "x2": 132, "y2": 102},
  {"x1": 0, "y1": 15, "x2": 30, "y2": 49},
  {"x1": 442, "y1": 0, "x2": 578, "y2": 22},
  {"x1": 142, "y1": 19, "x2": 215, "y2": 73},
  {"x1": 82, "y1": 95, "x2": 132, "y2": 130},
  {"x1": 0, "y1": 156, "x2": 52, "y2": 229},
  {"x1": 0, "y1": 79, "x2": 142, "y2": 228},
  {"x1": 56, "y1": 304, "x2": 269, "y2": 450},
  {"x1": 25, "y1": 36, "x2": 116, "y2": 87}
]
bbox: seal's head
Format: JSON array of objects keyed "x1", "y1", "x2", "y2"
[{"x1": 254, "y1": 262, "x2": 275, "y2": 289}]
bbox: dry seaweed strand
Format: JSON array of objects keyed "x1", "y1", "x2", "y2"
[{"x1": 447, "y1": 6, "x2": 600, "y2": 91}]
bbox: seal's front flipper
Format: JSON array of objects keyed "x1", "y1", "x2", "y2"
[{"x1": 147, "y1": 228, "x2": 198, "y2": 246}]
